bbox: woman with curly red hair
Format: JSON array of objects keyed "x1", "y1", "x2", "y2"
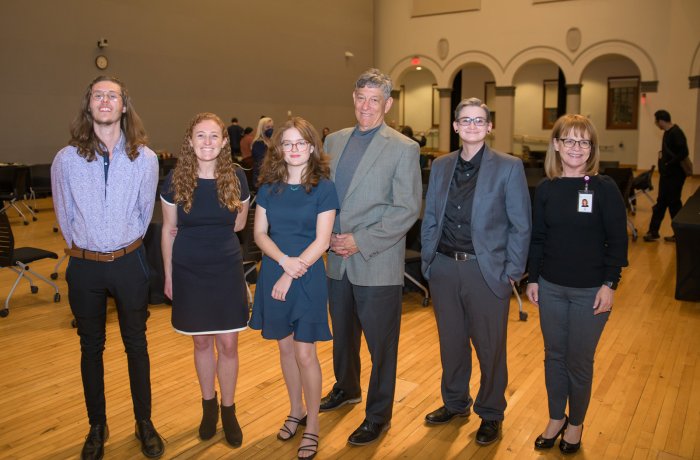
[{"x1": 160, "y1": 112, "x2": 250, "y2": 448}]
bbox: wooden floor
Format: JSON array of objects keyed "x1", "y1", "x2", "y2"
[{"x1": 1, "y1": 176, "x2": 699, "y2": 460}]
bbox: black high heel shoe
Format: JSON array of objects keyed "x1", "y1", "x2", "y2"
[
  {"x1": 534, "y1": 415, "x2": 568, "y2": 449},
  {"x1": 559, "y1": 424, "x2": 583, "y2": 454}
]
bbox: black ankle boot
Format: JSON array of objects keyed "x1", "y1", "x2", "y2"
[
  {"x1": 220, "y1": 403, "x2": 242, "y2": 447},
  {"x1": 199, "y1": 393, "x2": 219, "y2": 440}
]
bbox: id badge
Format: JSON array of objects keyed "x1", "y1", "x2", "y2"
[{"x1": 578, "y1": 190, "x2": 593, "y2": 213}]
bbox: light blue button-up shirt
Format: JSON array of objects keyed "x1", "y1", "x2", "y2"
[{"x1": 51, "y1": 133, "x2": 158, "y2": 252}]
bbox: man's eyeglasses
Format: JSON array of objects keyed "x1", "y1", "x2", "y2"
[
  {"x1": 281, "y1": 140, "x2": 310, "y2": 151},
  {"x1": 91, "y1": 91, "x2": 121, "y2": 102},
  {"x1": 456, "y1": 117, "x2": 488, "y2": 127},
  {"x1": 558, "y1": 138, "x2": 592, "y2": 150}
]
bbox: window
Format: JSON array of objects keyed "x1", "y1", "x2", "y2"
[{"x1": 607, "y1": 77, "x2": 639, "y2": 130}]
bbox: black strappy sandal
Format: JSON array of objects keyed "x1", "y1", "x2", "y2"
[
  {"x1": 297, "y1": 432, "x2": 319, "y2": 459},
  {"x1": 277, "y1": 415, "x2": 307, "y2": 441}
]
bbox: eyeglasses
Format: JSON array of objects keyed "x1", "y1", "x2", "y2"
[
  {"x1": 91, "y1": 91, "x2": 121, "y2": 102},
  {"x1": 558, "y1": 138, "x2": 592, "y2": 150},
  {"x1": 281, "y1": 140, "x2": 310, "y2": 151},
  {"x1": 456, "y1": 117, "x2": 488, "y2": 127}
]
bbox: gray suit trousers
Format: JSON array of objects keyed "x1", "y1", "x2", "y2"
[
  {"x1": 429, "y1": 253, "x2": 509, "y2": 420},
  {"x1": 328, "y1": 274, "x2": 402, "y2": 425}
]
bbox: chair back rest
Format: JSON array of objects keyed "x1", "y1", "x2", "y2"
[
  {"x1": 13, "y1": 166, "x2": 31, "y2": 197},
  {"x1": 0, "y1": 167, "x2": 16, "y2": 196},
  {"x1": 632, "y1": 165, "x2": 655, "y2": 191},
  {"x1": 0, "y1": 211, "x2": 15, "y2": 267},
  {"x1": 603, "y1": 167, "x2": 634, "y2": 201},
  {"x1": 237, "y1": 206, "x2": 262, "y2": 263},
  {"x1": 29, "y1": 164, "x2": 52, "y2": 190}
]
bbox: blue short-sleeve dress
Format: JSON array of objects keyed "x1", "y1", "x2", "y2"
[
  {"x1": 249, "y1": 179, "x2": 339, "y2": 343},
  {"x1": 160, "y1": 168, "x2": 250, "y2": 335}
]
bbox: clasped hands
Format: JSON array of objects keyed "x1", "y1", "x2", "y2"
[
  {"x1": 279, "y1": 255, "x2": 309, "y2": 279},
  {"x1": 330, "y1": 233, "x2": 359, "y2": 258}
]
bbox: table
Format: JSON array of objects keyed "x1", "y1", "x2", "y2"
[{"x1": 671, "y1": 187, "x2": 700, "y2": 301}]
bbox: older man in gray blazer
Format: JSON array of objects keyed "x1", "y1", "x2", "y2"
[
  {"x1": 319, "y1": 68, "x2": 422, "y2": 446},
  {"x1": 421, "y1": 97, "x2": 531, "y2": 446}
]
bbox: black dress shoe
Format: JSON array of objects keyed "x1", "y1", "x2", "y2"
[
  {"x1": 319, "y1": 388, "x2": 361, "y2": 412},
  {"x1": 135, "y1": 420, "x2": 164, "y2": 458},
  {"x1": 425, "y1": 406, "x2": 470, "y2": 425},
  {"x1": 81, "y1": 424, "x2": 109, "y2": 460},
  {"x1": 559, "y1": 425, "x2": 583, "y2": 454},
  {"x1": 475, "y1": 419, "x2": 502, "y2": 446},
  {"x1": 643, "y1": 232, "x2": 660, "y2": 242},
  {"x1": 534, "y1": 416, "x2": 568, "y2": 449},
  {"x1": 664, "y1": 235, "x2": 676, "y2": 243},
  {"x1": 347, "y1": 419, "x2": 390, "y2": 446}
]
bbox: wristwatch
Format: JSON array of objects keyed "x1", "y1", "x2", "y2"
[{"x1": 602, "y1": 280, "x2": 618, "y2": 290}]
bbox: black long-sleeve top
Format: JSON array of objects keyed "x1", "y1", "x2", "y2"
[
  {"x1": 658, "y1": 124, "x2": 689, "y2": 176},
  {"x1": 528, "y1": 175, "x2": 628, "y2": 288}
]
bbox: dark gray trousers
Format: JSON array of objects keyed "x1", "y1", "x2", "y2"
[
  {"x1": 538, "y1": 277, "x2": 609, "y2": 425},
  {"x1": 328, "y1": 273, "x2": 402, "y2": 425},
  {"x1": 428, "y1": 253, "x2": 509, "y2": 421}
]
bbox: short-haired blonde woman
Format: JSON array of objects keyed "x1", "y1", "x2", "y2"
[{"x1": 526, "y1": 114, "x2": 628, "y2": 454}]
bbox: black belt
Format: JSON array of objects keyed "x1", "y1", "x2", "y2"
[{"x1": 438, "y1": 251, "x2": 477, "y2": 261}]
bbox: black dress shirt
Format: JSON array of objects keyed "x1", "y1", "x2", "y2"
[{"x1": 438, "y1": 145, "x2": 484, "y2": 255}]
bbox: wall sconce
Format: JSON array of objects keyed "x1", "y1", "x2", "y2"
[{"x1": 344, "y1": 51, "x2": 354, "y2": 58}]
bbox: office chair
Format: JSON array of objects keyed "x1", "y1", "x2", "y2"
[
  {"x1": 0, "y1": 166, "x2": 30, "y2": 225},
  {"x1": 0, "y1": 211, "x2": 60, "y2": 317},
  {"x1": 629, "y1": 165, "x2": 656, "y2": 215},
  {"x1": 604, "y1": 167, "x2": 638, "y2": 241},
  {"x1": 28, "y1": 164, "x2": 53, "y2": 212},
  {"x1": 237, "y1": 206, "x2": 262, "y2": 307},
  {"x1": 404, "y1": 220, "x2": 430, "y2": 307}
]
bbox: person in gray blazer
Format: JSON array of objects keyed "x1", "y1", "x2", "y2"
[
  {"x1": 319, "y1": 68, "x2": 422, "y2": 446},
  {"x1": 421, "y1": 97, "x2": 531, "y2": 446}
]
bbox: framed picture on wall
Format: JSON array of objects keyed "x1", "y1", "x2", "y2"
[{"x1": 606, "y1": 76, "x2": 639, "y2": 129}]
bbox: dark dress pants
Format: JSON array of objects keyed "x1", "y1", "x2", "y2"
[
  {"x1": 537, "y1": 277, "x2": 609, "y2": 425},
  {"x1": 66, "y1": 247, "x2": 152, "y2": 425},
  {"x1": 428, "y1": 253, "x2": 509, "y2": 420},
  {"x1": 648, "y1": 171, "x2": 686, "y2": 234},
  {"x1": 328, "y1": 273, "x2": 402, "y2": 425}
]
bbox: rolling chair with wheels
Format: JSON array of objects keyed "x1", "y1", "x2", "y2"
[
  {"x1": 0, "y1": 211, "x2": 60, "y2": 317},
  {"x1": 604, "y1": 167, "x2": 638, "y2": 241},
  {"x1": 629, "y1": 165, "x2": 656, "y2": 215},
  {"x1": 404, "y1": 219, "x2": 430, "y2": 307},
  {"x1": 0, "y1": 166, "x2": 30, "y2": 225},
  {"x1": 237, "y1": 205, "x2": 262, "y2": 307},
  {"x1": 28, "y1": 163, "x2": 53, "y2": 212}
]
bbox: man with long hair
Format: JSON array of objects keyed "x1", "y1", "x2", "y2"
[{"x1": 51, "y1": 76, "x2": 164, "y2": 460}]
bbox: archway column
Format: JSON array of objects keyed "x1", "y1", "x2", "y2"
[
  {"x1": 494, "y1": 86, "x2": 515, "y2": 154},
  {"x1": 437, "y1": 87, "x2": 452, "y2": 152},
  {"x1": 566, "y1": 83, "x2": 582, "y2": 114}
]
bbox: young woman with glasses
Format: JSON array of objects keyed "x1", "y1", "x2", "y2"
[{"x1": 249, "y1": 117, "x2": 338, "y2": 459}]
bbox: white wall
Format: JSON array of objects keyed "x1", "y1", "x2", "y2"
[
  {"x1": 0, "y1": 0, "x2": 374, "y2": 163},
  {"x1": 375, "y1": 0, "x2": 700, "y2": 169},
  {"x1": 401, "y1": 69, "x2": 436, "y2": 134},
  {"x1": 581, "y1": 56, "x2": 641, "y2": 166}
]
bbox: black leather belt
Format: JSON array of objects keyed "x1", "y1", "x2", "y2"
[{"x1": 438, "y1": 251, "x2": 477, "y2": 261}]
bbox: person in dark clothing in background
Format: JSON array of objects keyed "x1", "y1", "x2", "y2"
[
  {"x1": 227, "y1": 117, "x2": 245, "y2": 157},
  {"x1": 643, "y1": 110, "x2": 689, "y2": 243}
]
